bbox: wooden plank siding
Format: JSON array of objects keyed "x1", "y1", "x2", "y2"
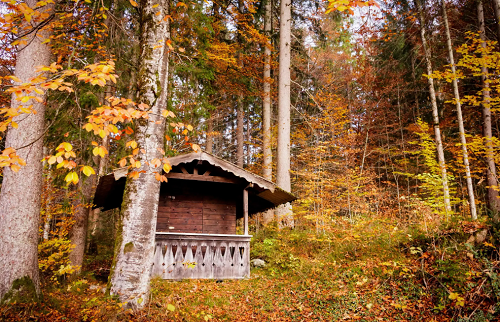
[{"x1": 157, "y1": 179, "x2": 239, "y2": 235}]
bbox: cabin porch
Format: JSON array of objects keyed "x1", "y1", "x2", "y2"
[{"x1": 152, "y1": 233, "x2": 251, "y2": 279}]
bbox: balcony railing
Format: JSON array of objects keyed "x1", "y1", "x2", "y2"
[{"x1": 152, "y1": 233, "x2": 251, "y2": 279}]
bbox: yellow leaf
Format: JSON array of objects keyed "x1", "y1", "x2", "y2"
[
  {"x1": 21, "y1": 96, "x2": 30, "y2": 103},
  {"x1": 98, "y1": 147, "x2": 106, "y2": 158},
  {"x1": 9, "y1": 76, "x2": 22, "y2": 83},
  {"x1": 187, "y1": 124, "x2": 193, "y2": 131},
  {"x1": 84, "y1": 123, "x2": 93, "y2": 132},
  {"x1": 34, "y1": 88, "x2": 44, "y2": 95},
  {"x1": 65, "y1": 171, "x2": 79, "y2": 184},
  {"x1": 163, "y1": 162, "x2": 171, "y2": 173},
  {"x1": 10, "y1": 164, "x2": 20, "y2": 172},
  {"x1": 134, "y1": 160, "x2": 141, "y2": 168},
  {"x1": 63, "y1": 142, "x2": 72, "y2": 151},
  {"x1": 129, "y1": 0, "x2": 137, "y2": 6},
  {"x1": 48, "y1": 156, "x2": 57, "y2": 165},
  {"x1": 11, "y1": 121, "x2": 18, "y2": 129},
  {"x1": 127, "y1": 140, "x2": 138, "y2": 149},
  {"x1": 191, "y1": 143, "x2": 201, "y2": 152},
  {"x1": 167, "y1": 304, "x2": 175, "y2": 312},
  {"x1": 82, "y1": 166, "x2": 95, "y2": 176}
]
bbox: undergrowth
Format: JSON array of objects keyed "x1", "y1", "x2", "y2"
[{"x1": 1, "y1": 214, "x2": 499, "y2": 321}]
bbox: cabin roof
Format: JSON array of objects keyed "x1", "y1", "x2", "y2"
[{"x1": 93, "y1": 151, "x2": 297, "y2": 214}]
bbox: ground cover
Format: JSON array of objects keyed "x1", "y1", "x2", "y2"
[{"x1": 1, "y1": 215, "x2": 499, "y2": 321}]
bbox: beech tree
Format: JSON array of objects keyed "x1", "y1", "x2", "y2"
[
  {"x1": 441, "y1": 0, "x2": 477, "y2": 220},
  {"x1": 0, "y1": 0, "x2": 54, "y2": 302},
  {"x1": 262, "y1": 0, "x2": 273, "y2": 224},
  {"x1": 108, "y1": 0, "x2": 171, "y2": 309},
  {"x1": 477, "y1": 0, "x2": 500, "y2": 220}
]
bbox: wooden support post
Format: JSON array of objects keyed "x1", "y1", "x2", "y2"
[
  {"x1": 244, "y1": 189, "x2": 248, "y2": 235},
  {"x1": 243, "y1": 183, "x2": 253, "y2": 236}
]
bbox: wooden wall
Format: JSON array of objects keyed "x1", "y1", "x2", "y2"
[{"x1": 157, "y1": 179, "x2": 238, "y2": 234}]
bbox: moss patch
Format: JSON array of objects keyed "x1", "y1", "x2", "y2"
[
  {"x1": 123, "y1": 242, "x2": 134, "y2": 254},
  {"x1": 1, "y1": 276, "x2": 38, "y2": 304}
]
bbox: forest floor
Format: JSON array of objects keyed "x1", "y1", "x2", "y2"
[{"x1": 1, "y1": 214, "x2": 499, "y2": 321}]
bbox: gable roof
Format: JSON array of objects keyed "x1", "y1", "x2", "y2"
[{"x1": 93, "y1": 151, "x2": 297, "y2": 214}]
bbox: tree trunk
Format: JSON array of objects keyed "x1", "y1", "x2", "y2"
[
  {"x1": 276, "y1": 0, "x2": 293, "y2": 227},
  {"x1": 416, "y1": 0, "x2": 452, "y2": 216},
  {"x1": 492, "y1": 0, "x2": 500, "y2": 44},
  {"x1": 69, "y1": 177, "x2": 93, "y2": 274},
  {"x1": 237, "y1": 98, "x2": 244, "y2": 167},
  {"x1": 236, "y1": 0, "x2": 245, "y2": 168},
  {"x1": 478, "y1": 0, "x2": 500, "y2": 220},
  {"x1": 262, "y1": 0, "x2": 274, "y2": 224},
  {"x1": 206, "y1": 114, "x2": 213, "y2": 153},
  {"x1": 108, "y1": 0, "x2": 170, "y2": 309},
  {"x1": 442, "y1": 0, "x2": 477, "y2": 220},
  {"x1": 0, "y1": 0, "x2": 53, "y2": 302}
]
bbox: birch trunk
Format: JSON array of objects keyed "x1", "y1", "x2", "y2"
[
  {"x1": 442, "y1": 0, "x2": 477, "y2": 220},
  {"x1": 262, "y1": 0, "x2": 274, "y2": 224},
  {"x1": 0, "y1": 0, "x2": 53, "y2": 302},
  {"x1": 416, "y1": 0, "x2": 452, "y2": 216},
  {"x1": 276, "y1": 0, "x2": 293, "y2": 227},
  {"x1": 109, "y1": 0, "x2": 170, "y2": 309},
  {"x1": 478, "y1": 0, "x2": 500, "y2": 220}
]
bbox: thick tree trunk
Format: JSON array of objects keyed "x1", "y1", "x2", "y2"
[
  {"x1": 276, "y1": 0, "x2": 293, "y2": 227},
  {"x1": 109, "y1": 0, "x2": 170, "y2": 309},
  {"x1": 478, "y1": 0, "x2": 500, "y2": 220},
  {"x1": 416, "y1": 0, "x2": 452, "y2": 216},
  {"x1": 69, "y1": 177, "x2": 93, "y2": 274},
  {"x1": 0, "y1": 0, "x2": 53, "y2": 302},
  {"x1": 262, "y1": 0, "x2": 274, "y2": 224},
  {"x1": 442, "y1": 0, "x2": 477, "y2": 220}
]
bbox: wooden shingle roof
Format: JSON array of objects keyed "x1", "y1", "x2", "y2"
[{"x1": 93, "y1": 151, "x2": 297, "y2": 214}]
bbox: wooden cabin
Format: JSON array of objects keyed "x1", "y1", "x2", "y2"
[{"x1": 93, "y1": 151, "x2": 296, "y2": 279}]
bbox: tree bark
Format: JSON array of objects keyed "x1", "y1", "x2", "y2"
[
  {"x1": 206, "y1": 114, "x2": 213, "y2": 153},
  {"x1": 442, "y1": 0, "x2": 477, "y2": 220},
  {"x1": 276, "y1": 0, "x2": 293, "y2": 227},
  {"x1": 0, "y1": 0, "x2": 53, "y2": 302},
  {"x1": 109, "y1": 0, "x2": 170, "y2": 309},
  {"x1": 69, "y1": 177, "x2": 93, "y2": 274},
  {"x1": 492, "y1": 0, "x2": 500, "y2": 44},
  {"x1": 262, "y1": 0, "x2": 274, "y2": 224},
  {"x1": 478, "y1": 0, "x2": 500, "y2": 220},
  {"x1": 236, "y1": 0, "x2": 245, "y2": 168},
  {"x1": 416, "y1": 0, "x2": 452, "y2": 216}
]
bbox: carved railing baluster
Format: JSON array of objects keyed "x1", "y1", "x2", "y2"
[{"x1": 152, "y1": 233, "x2": 251, "y2": 279}]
